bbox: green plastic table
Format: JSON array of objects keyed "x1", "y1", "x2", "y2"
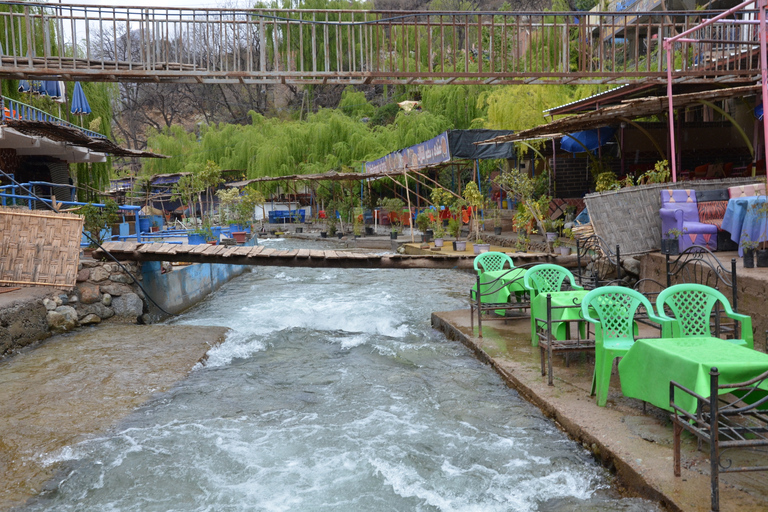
[
  {"x1": 618, "y1": 337, "x2": 768, "y2": 414},
  {"x1": 471, "y1": 268, "x2": 527, "y2": 305},
  {"x1": 530, "y1": 290, "x2": 590, "y2": 346}
]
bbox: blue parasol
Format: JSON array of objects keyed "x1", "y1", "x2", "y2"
[
  {"x1": 70, "y1": 82, "x2": 91, "y2": 116},
  {"x1": 18, "y1": 80, "x2": 66, "y2": 102}
]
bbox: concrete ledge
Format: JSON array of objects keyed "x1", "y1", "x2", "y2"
[{"x1": 431, "y1": 309, "x2": 768, "y2": 512}]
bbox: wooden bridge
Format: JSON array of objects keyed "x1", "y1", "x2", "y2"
[
  {"x1": 0, "y1": 2, "x2": 762, "y2": 86},
  {"x1": 95, "y1": 241, "x2": 476, "y2": 269}
]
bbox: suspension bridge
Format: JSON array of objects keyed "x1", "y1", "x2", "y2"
[{"x1": 0, "y1": 1, "x2": 763, "y2": 86}]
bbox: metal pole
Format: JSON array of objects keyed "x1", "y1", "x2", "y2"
[
  {"x1": 665, "y1": 43, "x2": 677, "y2": 182},
  {"x1": 710, "y1": 367, "x2": 720, "y2": 512},
  {"x1": 759, "y1": 0, "x2": 768, "y2": 182},
  {"x1": 403, "y1": 168, "x2": 414, "y2": 243}
]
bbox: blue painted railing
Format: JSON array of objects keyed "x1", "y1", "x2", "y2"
[
  {"x1": 1, "y1": 98, "x2": 106, "y2": 139},
  {"x1": 0, "y1": 181, "x2": 142, "y2": 243}
]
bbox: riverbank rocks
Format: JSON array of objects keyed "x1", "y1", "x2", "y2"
[{"x1": 45, "y1": 260, "x2": 146, "y2": 334}]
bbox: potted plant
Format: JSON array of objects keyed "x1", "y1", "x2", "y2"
[
  {"x1": 462, "y1": 182, "x2": 485, "y2": 243},
  {"x1": 543, "y1": 218, "x2": 563, "y2": 243},
  {"x1": 473, "y1": 238, "x2": 490, "y2": 255},
  {"x1": 378, "y1": 197, "x2": 405, "y2": 240},
  {"x1": 662, "y1": 228, "x2": 682, "y2": 255},
  {"x1": 433, "y1": 223, "x2": 446, "y2": 248},
  {"x1": 750, "y1": 201, "x2": 768, "y2": 267},
  {"x1": 742, "y1": 233, "x2": 759, "y2": 268},
  {"x1": 560, "y1": 228, "x2": 574, "y2": 255},
  {"x1": 485, "y1": 205, "x2": 502, "y2": 235},
  {"x1": 80, "y1": 200, "x2": 119, "y2": 249},
  {"x1": 416, "y1": 211, "x2": 431, "y2": 242},
  {"x1": 515, "y1": 234, "x2": 529, "y2": 253},
  {"x1": 188, "y1": 225, "x2": 213, "y2": 245},
  {"x1": 564, "y1": 204, "x2": 577, "y2": 224},
  {"x1": 446, "y1": 218, "x2": 465, "y2": 251}
]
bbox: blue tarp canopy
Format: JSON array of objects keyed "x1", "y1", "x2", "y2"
[
  {"x1": 560, "y1": 127, "x2": 616, "y2": 154},
  {"x1": 755, "y1": 104, "x2": 763, "y2": 121}
]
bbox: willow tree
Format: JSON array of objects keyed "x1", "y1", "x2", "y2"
[{"x1": 419, "y1": 85, "x2": 487, "y2": 130}]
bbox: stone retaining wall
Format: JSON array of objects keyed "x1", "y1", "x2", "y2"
[{"x1": 45, "y1": 259, "x2": 147, "y2": 334}]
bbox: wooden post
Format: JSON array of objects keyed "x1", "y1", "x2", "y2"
[{"x1": 404, "y1": 168, "x2": 414, "y2": 243}]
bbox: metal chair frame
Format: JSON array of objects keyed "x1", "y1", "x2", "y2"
[
  {"x1": 671, "y1": 368, "x2": 768, "y2": 512},
  {"x1": 536, "y1": 292, "x2": 595, "y2": 386},
  {"x1": 470, "y1": 262, "x2": 538, "y2": 337}
]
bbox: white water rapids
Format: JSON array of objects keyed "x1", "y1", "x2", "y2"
[{"x1": 20, "y1": 239, "x2": 658, "y2": 512}]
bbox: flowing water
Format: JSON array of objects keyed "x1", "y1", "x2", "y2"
[{"x1": 20, "y1": 239, "x2": 657, "y2": 512}]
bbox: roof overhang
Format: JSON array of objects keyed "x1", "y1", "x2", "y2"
[
  {"x1": 480, "y1": 84, "x2": 762, "y2": 145},
  {"x1": 2, "y1": 120, "x2": 166, "y2": 160}
]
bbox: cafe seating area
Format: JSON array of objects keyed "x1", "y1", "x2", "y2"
[{"x1": 469, "y1": 246, "x2": 766, "y2": 511}]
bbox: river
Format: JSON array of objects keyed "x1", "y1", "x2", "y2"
[{"x1": 20, "y1": 239, "x2": 657, "y2": 511}]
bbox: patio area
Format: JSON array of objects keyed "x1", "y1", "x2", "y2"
[{"x1": 432, "y1": 307, "x2": 768, "y2": 511}]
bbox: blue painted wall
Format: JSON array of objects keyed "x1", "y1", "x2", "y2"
[{"x1": 141, "y1": 260, "x2": 250, "y2": 318}]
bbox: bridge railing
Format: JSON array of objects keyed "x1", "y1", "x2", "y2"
[{"x1": 0, "y1": 2, "x2": 760, "y2": 85}]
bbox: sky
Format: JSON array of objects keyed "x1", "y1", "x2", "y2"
[{"x1": 63, "y1": 0, "x2": 256, "y2": 8}]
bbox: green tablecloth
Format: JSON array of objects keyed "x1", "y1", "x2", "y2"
[
  {"x1": 471, "y1": 268, "x2": 527, "y2": 305},
  {"x1": 618, "y1": 337, "x2": 768, "y2": 414},
  {"x1": 531, "y1": 290, "x2": 590, "y2": 343}
]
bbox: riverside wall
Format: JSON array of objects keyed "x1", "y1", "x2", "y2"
[{"x1": 0, "y1": 258, "x2": 251, "y2": 359}]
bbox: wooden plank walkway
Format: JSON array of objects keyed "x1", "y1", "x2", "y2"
[{"x1": 95, "y1": 242, "x2": 475, "y2": 270}]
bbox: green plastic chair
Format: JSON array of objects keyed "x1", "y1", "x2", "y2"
[
  {"x1": 523, "y1": 264, "x2": 584, "y2": 346},
  {"x1": 581, "y1": 286, "x2": 671, "y2": 407},
  {"x1": 473, "y1": 251, "x2": 514, "y2": 276},
  {"x1": 655, "y1": 283, "x2": 753, "y2": 349},
  {"x1": 470, "y1": 252, "x2": 515, "y2": 302}
]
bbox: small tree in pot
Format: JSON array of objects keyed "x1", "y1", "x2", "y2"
[{"x1": 80, "y1": 199, "x2": 119, "y2": 248}]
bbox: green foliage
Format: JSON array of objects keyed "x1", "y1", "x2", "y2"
[
  {"x1": 420, "y1": 85, "x2": 487, "y2": 130},
  {"x1": 370, "y1": 103, "x2": 401, "y2": 127},
  {"x1": 448, "y1": 218, "x2": 462, "y2": 240},
  {"x1": 638, "y1": 160, "x2": 671, "y2": 185},
  {"x1": 339, "y1": 87, "x2": 375, "y2": 120},
  {"x1": 481, "y1": 85, "x2": 604, "y2": 131},
  {"x1": 378, "y1": 197, "x2": 405, "y2": 232},
  {"x1": 415, "y1": 211, "x2": 431, "y2": 233},
  {"x1": 80, "y1": 200, "x2": 119, "y2": 247},
  {"x1": 496, "y1": 167, "x2": 556, "y2": 253},
  {"x1": 595, "y1": 171, "x2": 620, "y2": 192}
]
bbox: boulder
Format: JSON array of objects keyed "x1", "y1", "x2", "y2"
[
  {"x1": 109, "y1": 273, "x2": 133, "y2": 284},
  {"x1": 48, "y1": 306, "x2": 78, "y2": 333},
  {"x1": 76, "y1": 268, "x2": 90, "y2": 282},
  {"x1": 89, "y1": 266, "x2": 110, "y2": 282},
  {"x1": 42, "y1": 298, "x2": 57, "y2": 311},
  {"x1": 99, "y1": 283, "x2": 133, "y2": 296},
  {"x1": 111, "y1": 293, "x2": 143, "y2": 320},
  {"x1": 77, "y1": 302, "x2": 114, "y2": 320},
  {"x1": 79, "y1": 314, "x2": 102, "y2": 325},
  {"x1": 54, "y1": 305, "x2": 78, "y2": 323},
  {"x1": 622, "y1": 257, "x2": 642, "y2": 277},
  {"x1": 77, "y1": 282, "x2": 102, "y2": 304},
  {"x1": 102, "y1": 293, "x2": 112, "y2": 307}
]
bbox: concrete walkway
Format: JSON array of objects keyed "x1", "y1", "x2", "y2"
[{"x1": 432, "y1": 309, "x2": 768, "y2": 512}]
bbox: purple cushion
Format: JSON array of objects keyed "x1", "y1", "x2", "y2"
[{"x1": 660, "y1": 189, "x2": 699, "y2": 223}]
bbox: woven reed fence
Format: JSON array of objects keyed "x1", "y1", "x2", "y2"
[
  {"x1": 584, "y1": 177, "x2": 762, "y2": 256},
  {"x1": 0, "y1": 207, "x2": 83, "y2": 289}
]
